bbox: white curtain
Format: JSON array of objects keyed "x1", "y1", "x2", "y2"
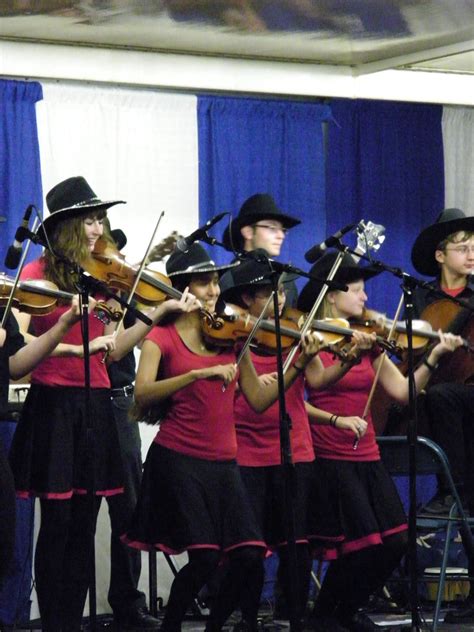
[
  {"x1": 442, "y1": 106, "x2": 474, "y2": 215},
  {"x1": 37, "y1": 81, "x2": 199, "y2": 263},
  {"x1": 34, "y1": 80, "x2": 198, "y2": 616}
]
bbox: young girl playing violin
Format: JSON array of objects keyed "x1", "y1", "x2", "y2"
[
  {"x1": 9, "y1": 176, "x2": 198, "y2": 632},
  {"x1": 298, "y1": 252, "x2": 463, "y2": 632},
  {"x1": 124, "y1": 244, "x2": 321, "y2": 632},
  {"x1": 215, "y1": 256, "x2": 318, "y2": 631}
]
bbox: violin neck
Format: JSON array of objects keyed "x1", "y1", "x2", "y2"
[
  {"x1": 19, "y1": 282, "x2": 73, "y2": 302},
  {"x1": 259, "y1": 319, "x2": 300, "y2": 340},
  {"x1": 141, "y1": 270, "x2": 183, "y2": 301},
  {"x1": 311, "y1": 318, "x2": 354, "y2": 337}
]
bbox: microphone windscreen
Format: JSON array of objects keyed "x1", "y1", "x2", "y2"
[
  {"x1": 4, "y1": 246, "x2": 22, "y2": 270},
  {"x1": 304, "y1": 245, "x2": 323, "y2": 263}
]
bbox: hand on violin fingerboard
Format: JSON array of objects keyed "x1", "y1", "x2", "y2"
[
  {"x1": 258, "y1": 372, "x2": 278, "y2": 386},
  {"x1": 300, "y1": 330, "x2": 324, "y2": 359}
]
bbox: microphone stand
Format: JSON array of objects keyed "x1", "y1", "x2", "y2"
[
  {"x1": 330, "y1": 242, "x2": 474, "y2": 632},
  {"x1": 267, "y1": 262, "x2": 300, "y2": 632},
  {"x1": 74, "y1": 266, "x2": 154, "y2": 632}
]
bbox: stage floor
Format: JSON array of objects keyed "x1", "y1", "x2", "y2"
[{"x1": 5, "y1": 610, "x2": 474, "y2": 632}]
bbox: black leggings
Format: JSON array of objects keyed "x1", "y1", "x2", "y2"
[
  {"x1": 313, "y1": 532, "x2": 408, "y2": 624},
  {"x1": 238, "y1": 544, "x2": 311, "y2": 627},
  {"x1": 35, "y1": 496, "x2": 101, "y2": 632},
  {"x1": 162, "y1": 546, "x2": 262, "y2": 632}
]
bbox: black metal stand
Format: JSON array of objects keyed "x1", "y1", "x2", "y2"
[
  {"x1": 268, "y1": 264, "x2": 300, "y2": 632},
  {"x1": 76, "y1": 276, "x2": 97, "y2": 631},
  {"x1": 401, "y1": 274, "x2": 423, "y2": 631}
]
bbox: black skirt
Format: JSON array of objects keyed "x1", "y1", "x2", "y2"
[
  {"x1": 239, "y1": 461, "x2": 314, "y2": 547},
  {"x1": 9, "y1": 385, "x2": 124, "y2": 499},
  {"x1": 308, "y1": 458, "x2": 407, "y2": 560},
  {"x1": 124, "y1": 443, "x2": 266, "y2": 554}
]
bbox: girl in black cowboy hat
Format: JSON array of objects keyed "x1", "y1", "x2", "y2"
[
  {"x1": 9, "y1": 176, "x2": 199, "y2": 632},
  {"x1": 409, "y1": 208, "x2": 474, "y2": 624},
  {"x1": 213, "y1": 256, "x2": 320, "y2": 631},
  {"x1": 123, "y1": 243, "x2": 321, "y2": 632},
  {"x1": 299, "y1": 252, "x2": 462, "y2": 632}
]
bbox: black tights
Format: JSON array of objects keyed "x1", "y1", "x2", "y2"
[
  {"x1": 35, "y1": 496, "x2": 101, "y2": 632},
  {"x1": 162, "y1": 549, "x2": 221, "y2": 632},
  {"x1": 313, "y1": 532, "x2": 408, "y2": 624},
  {"x1": 162, "y1": 546, "x2": 262, "y2": 632},
  {"x1": 238, "y1": 544, "x2": 311, "y2": 628}
]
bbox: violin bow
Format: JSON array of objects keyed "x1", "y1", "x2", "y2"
[
  {"x1": 1, "y1": 216, "x2": 39, "y2": 328},
  {"x1": 221, "y1": 292, "x2": 275, "y2": 392},
  {"x1": 353, "y1": 293, "x2": 404, "y2": 450},
  {"x1": 283, "y1": 251, "x2": 346, "y2": 373},
  {"x1": 102, "y1": 212, "x2": 165, "y2": 360}
]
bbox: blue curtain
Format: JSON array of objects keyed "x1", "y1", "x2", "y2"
[
  {"x1": 0, "y1": 79, "x2": 42, "y2": 625},
  {"x1": 198, "y1": 96, "x2": 332, "y2": 284},
  {"x1": 326, "y1": 98, "x2": 444, "y2": 316},
  {"x1": 0, "y1": 424, "x2": 34, "y2": 625},
  {"x1": 0, "y1": 79, "x2": 43, "y2": 269}
]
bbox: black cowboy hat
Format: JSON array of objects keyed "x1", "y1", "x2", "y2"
[
  {"x1": 222, "y1": 193, "x2": 300, "y2": 251},
  {"x1": 411, "y1": 208, "x2": 474, "y2": 277},
  {"x1": 166, "y1": 242, "x2": 239, "y2": 277},
  {"x1": 38, "y1": 176, "x2": 125, "y2": 241},
  {"x1": 219, "y1": 254, "x2": 276, "y2": 305},
  {"x1": 297, "y1": 252, "x2": 381, "y2": 313}
]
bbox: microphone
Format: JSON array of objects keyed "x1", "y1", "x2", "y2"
[
  {"x1": 304, "y1": 223, "x2": 358, "y2": 263},
  {"x1": 4, "y1": 205, "x2": 34, "y2": 269},
  {"x1": 176, "y1": 212, "x2": 227, "y2": 253}
]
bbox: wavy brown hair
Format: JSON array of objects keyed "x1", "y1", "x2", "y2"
[{"x1": 43, "y1": 209, "x2": 115, "y2": 293}]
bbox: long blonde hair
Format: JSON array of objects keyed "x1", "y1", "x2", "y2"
[{"x1": 43, "y1": 209, "x2": 115, "y2": 293}]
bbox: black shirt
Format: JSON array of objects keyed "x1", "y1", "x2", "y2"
[
  {"x1": 0, "y1": 310, "x2": 25, "y2": 417},
  {"x1": 411, "y1": 278, "x2": 474, "y2": 319}
]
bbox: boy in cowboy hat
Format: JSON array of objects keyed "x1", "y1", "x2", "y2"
[
  {"x1": 410, "y1": 207, "x2": 474, "y2": 515},
  {"x1": 222, "y1": 193, "x2": 301, "y2": 306},
  {"x1": 410, "y1": 208, "x2": 474, "y2": 624}
]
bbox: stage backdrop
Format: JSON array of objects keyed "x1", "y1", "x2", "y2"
[
  {"x1": 326, "y1": 98, "x2": 445, "y2": 316},
  {"x1": 0, "y1": 78, "x2": 472, "y2": 623},
  {"x1": 197, "y1": 95, "x2": 333, "y2": 284}
]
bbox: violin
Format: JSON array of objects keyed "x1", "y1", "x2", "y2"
[
  {"x1": 203, "y1": 304, "x2": 399, "y2": 356},
  {"x1": 86, "y1": 237, "x2": 183, "y2": 306},
  {"x1": 0, "y1": 273, "x2": 122, "y2": 324},
  {"x1": 283, "y1": 307, "x2": 400, "y2": 357},
  {"x1": 201, "y1": 304, "x2": 311, "y2": 351},
  {"x1": 419, "y1": 299, "x2": 474, "y2": 385},
  {"x1": 352, "y1": 307, "x2": 474, "y2": 355}
]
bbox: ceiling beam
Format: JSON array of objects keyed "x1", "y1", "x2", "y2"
[
  {"x1": 1, "y1": 40, "x2": 473, "y2": 106},
  {"x1": 353, "y1": 37, "x2": 474, "y2": 76}
]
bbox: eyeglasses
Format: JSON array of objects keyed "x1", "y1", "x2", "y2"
[
  {"x1": 253, "y1": 223, "x2": 289, "y2": 235},
  {"x1": 444, "y1": 245, "x2": 474, "y2": 255}
]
